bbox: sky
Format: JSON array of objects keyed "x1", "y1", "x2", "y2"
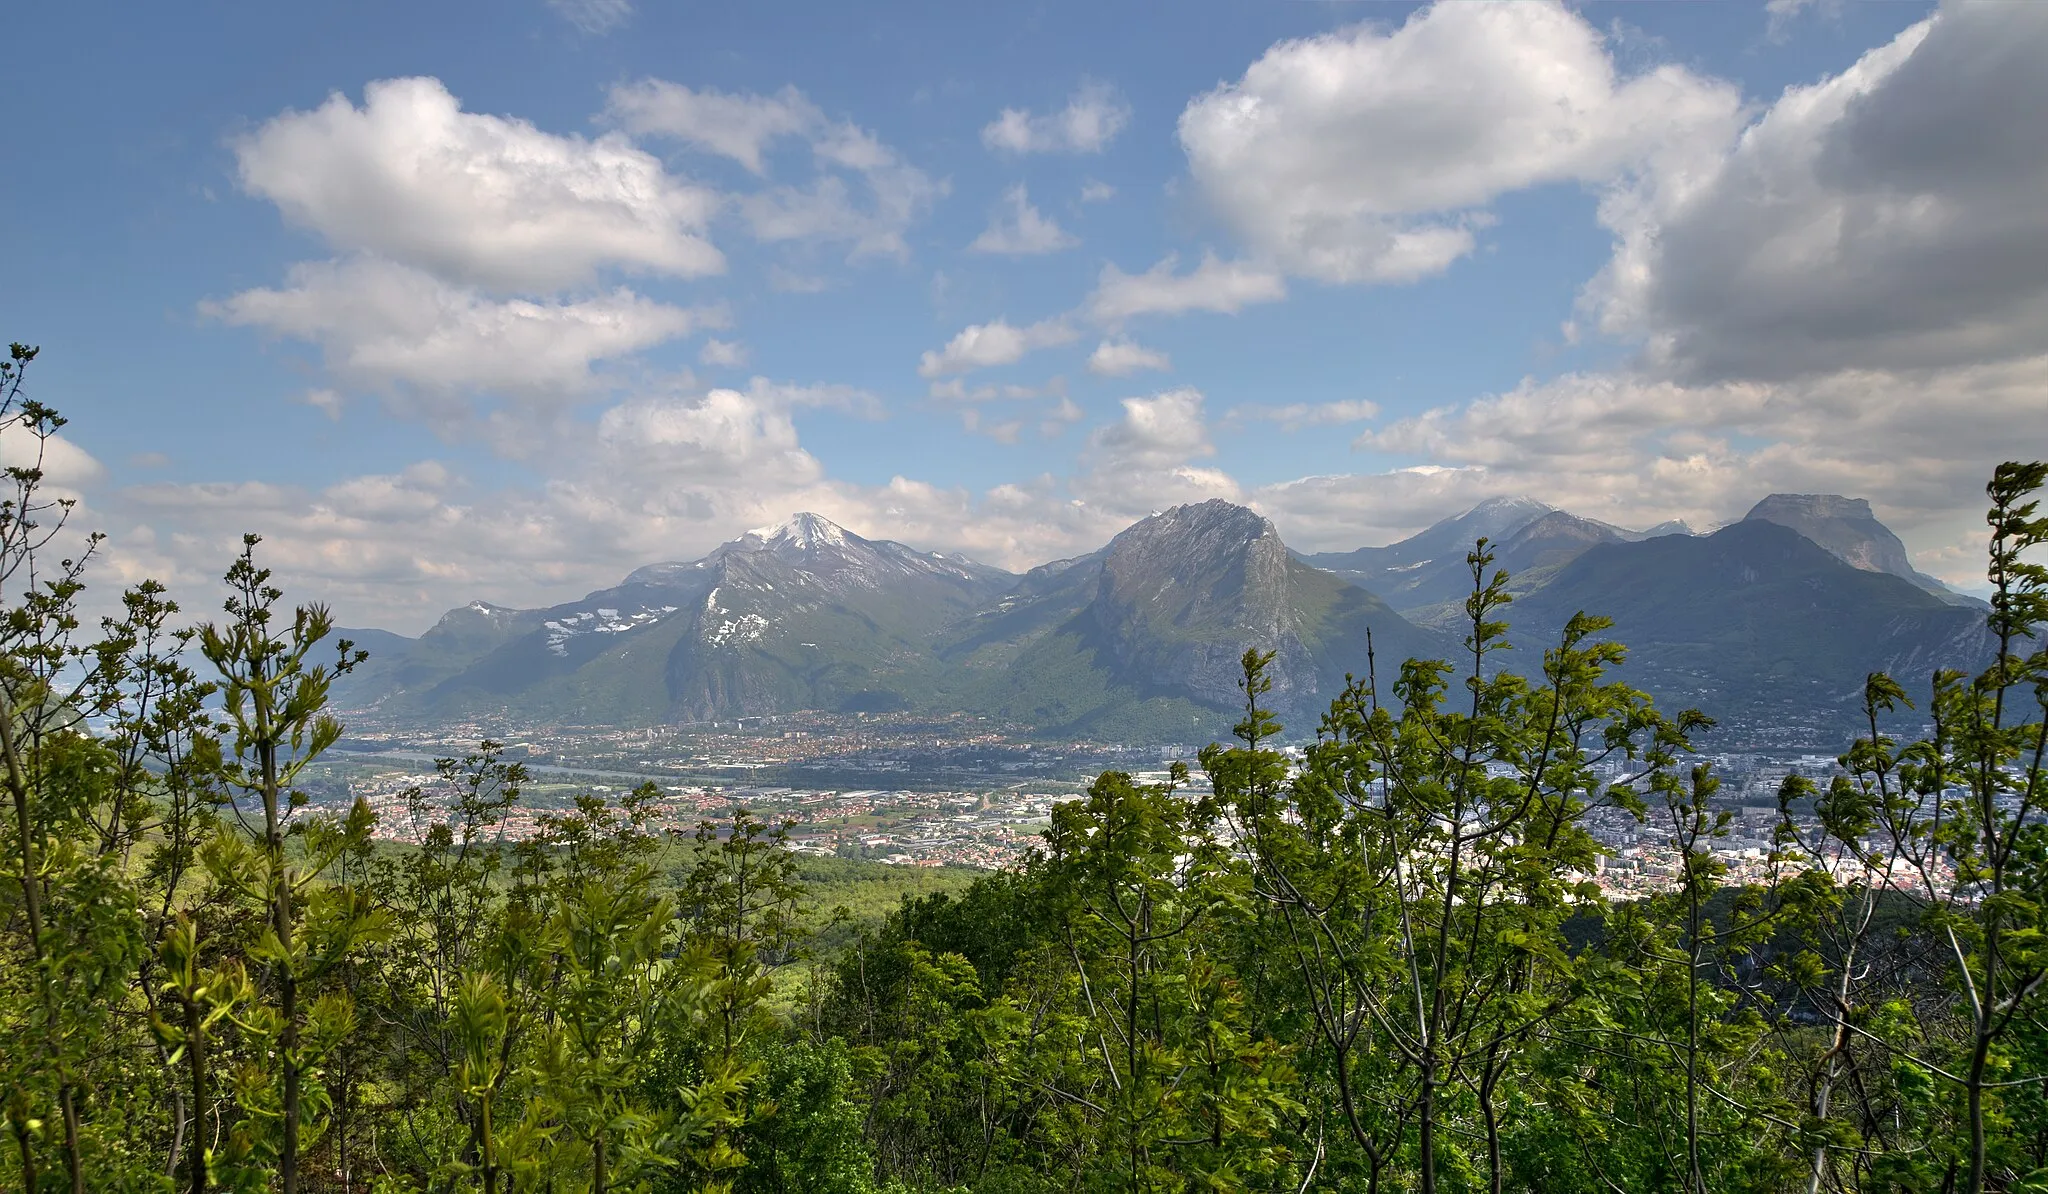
[{"x1": 3, "y1": 0, "x2": 2043, "y2": 633}]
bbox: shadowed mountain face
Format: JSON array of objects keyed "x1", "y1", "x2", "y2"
[
  {"x1": 1079, "y1": 501, "x2": 1438, "y2": 714},
  {"x1": 344, "y1": 502, "x2": 1442, "y2": 739},
  {"x1": 942, "y1": 501, "x2": 1442, "y2": 738},
  {"x1": 1511, "y1": 520, "x2": 1994, "y2": 727},
  {"x1": 338, "y1": 490, "x2": 1999, "y2": 746},
  {"x1": 352, "y1": 514, "x2": 1015, "y2": 725},
  {"x1": 1393, "y1": 510, "x2": 1632, "y2": 620},
  {"x1": 1304, "y1": 496, "x2": 1555, "y2": 598},
  {"x1": 1741, "y1": 493, "x2": 1971, "y2": 603}
]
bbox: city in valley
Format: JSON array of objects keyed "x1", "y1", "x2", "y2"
[{"x1": 309, "y1": 708, "x2": 1962, "y2": 896}]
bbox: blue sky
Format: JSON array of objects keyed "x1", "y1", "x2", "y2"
[{"x1": 3, "y1": 0, "x2": 2041, "y2": 631}]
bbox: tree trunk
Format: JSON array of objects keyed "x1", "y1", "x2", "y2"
[
  {"x1": 4, "y1": 694, "x2": 85, "y2": 1194},
  {"x1": 186, "y1": 990, "x2": 210, "y2": 1194},
  {"x1": 1418, "y1": 1058, "x2": 1437, "y2": 1194},
  {"x1": 13, "y1": 1114, "x2": 37, "y2": 1194},
  {"x1": 1967, "y1": 1025, "x2": 1992, "y2": 1194}
]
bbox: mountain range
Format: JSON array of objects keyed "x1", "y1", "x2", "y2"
[{"x1": 336, "y1": 490, "x2": 1999, "y2": 744}]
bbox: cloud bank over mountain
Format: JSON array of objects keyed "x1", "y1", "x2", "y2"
[{"x1": 32, "y1": 0, "x2": 2034, "y2": 630}]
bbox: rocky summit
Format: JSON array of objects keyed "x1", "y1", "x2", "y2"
[{"x1": 339, "y1": 489, "x2": 1998, "y2": 740}]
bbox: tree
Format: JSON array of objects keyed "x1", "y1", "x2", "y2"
[
  {"x1": 1211, "y1": 541, "x2": 1687, "y2": 1193},
  {"x1": 198, "y1": 536, "x2": 385, "y2": 1192},
  {"x1": 1790, "y1": 461, "x2": 2048, "y2": 1194}
]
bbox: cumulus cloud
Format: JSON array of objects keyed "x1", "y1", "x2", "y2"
[
  {"x1": 1286, "y1": 353, "x2": 2048, "y2": 579},
  {"x1": 1080, "y1": 179, "x2": 1116, "y2": 203},
  {"x1": 1765, "y1": 0, "x2": 1837, "y2": 41},
  {"x1": 596, "y1": 386, "x2": 823, "y2": 482},
  {"x1": 1079, "y1": 387, "x2": 1239, "y2": 512},
  {"x1": 205, "y1": 257, "x2": 717, "y2": 413},
  {"x1": 698, "y1": 338, "x2": 748, "y2": 368},
  {"x1": 235, "y1": 77, "x2": 722, "y2": 291},
  {"x1": 1226, "y1": 399, "x2": 1378, "y2": 431},
  {"x1": 918, "y1": 318, "x2": 1078, "y2": 378},
  {"x1": 104, "y1": 378, "x2": 902, "y2": 628},
  {"x1": 922, "y1": 254, "x2": 1280, "y2": 379},
  {"x1": 1041, "y1": 396, "x2": 1086, "y2": 438},
  {"x1": 1087, "y1": 253, "x2": 1286, "y2": 322},
  {"x1": 0, "y1": 424, "x2": 105, "y2": 492},
  {"x1": 1178, "y1": 2, "x2": 1741, "y2": 284},
  {"x1": 969, "y1": 185, "x2": 1077, "y2": 255},
  {"x1": 958, "y1": 409, "x2": 1025, "y2": 443},
  {"x1": 1589, "y1": 4, "x2": 2048, "y2": 382},
  {"x1": 606, "y1": 81, "x2": 817, "y2": 174},
  {"x1": 101, "y1": 389, "x2": 1111, "y2": 631},
  {"x1": 1087, "y1": 338, "x2": 1171, "y2": 376},
  {"x1": 982, "y1": 83, "x2": 1131, "y2": 154},
  {"x1": 607, "y1": 77, "x2": 943, "y2": 259}
]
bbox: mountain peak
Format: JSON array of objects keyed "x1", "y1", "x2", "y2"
[
  {"x1": 1741, "y1": 492, "x2": 1966, "y2": 601},
  {"x1": 1469, "y1": 495, "x2": 1554, "y2": 518},
  {"x1": 1746, "y1": 493, "x2": 1876, "y2": 524},
  {"x1": 745, "y1": 511, "x2": 851, "y2": 550}
]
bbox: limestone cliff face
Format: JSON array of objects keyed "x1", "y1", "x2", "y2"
[
  {"x1": 1743, "y1": 494, "x2": 1922, "y2": 578},
  {"x1": 1088, "y1": 501, "x2": 1323, "y2": 709}
]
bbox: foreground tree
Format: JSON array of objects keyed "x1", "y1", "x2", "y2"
[{"x1": 1783, "y1": 462, "x2": 2048, "y2": 1194}]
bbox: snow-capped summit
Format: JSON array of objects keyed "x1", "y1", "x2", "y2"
[{"x1": 744, "y1": 511, "x2": 850, "y2": 552}]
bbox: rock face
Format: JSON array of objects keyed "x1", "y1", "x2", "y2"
[
  {"x1": 1088, "y1": 501, "x2": 1323, "y2": 710},
  {"x1": 1306, "y1": 495, "x2": 1555, "y2": 593},
  {"x1": 1742, "y1": 494, "x2": 1966, "y2": 602},
  {"x1": 1512, "y1": 519, "x2": 1994, "y2": 728},
  {"x1": 1308, "y1": 503, "x2": 1621, "y2": 617},
  {"x1": 343, "y1": 500, "x2": 1443, "y2": 737},
  {"x1": 363, "y1": 514, "x2": 1014, "y2": 724},
  {"x1": 659, "y1": 514, "x2": 1015, "y2": 719},
  {"x1": 940, "y1": 502, "x2": 1444, "y2": 735},
  {"x1": 337, "y1": 489, "x2": 1994, "y2": 744}
]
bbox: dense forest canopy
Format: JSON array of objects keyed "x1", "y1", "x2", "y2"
[{"x1": 5, "y1": 341, "x2": 2048, "y2": 1193}]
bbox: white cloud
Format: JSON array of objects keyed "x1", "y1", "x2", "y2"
[
  {"x1": 302, "y1": 388, "x2": 344, "y2": 420},
  {"x1": 95, "y1": 344, "x2": 2040, "y2": 633},
  {"x1": 982, "y1": 83, "x2": 1132, "y2": 154},
  {"x1": 1298, "y1": 354, "x2": 2048, "y2": 576},
  {"x1": 565, "y1": 77, "x2": 947, "y2": 260},
  {"x1": 1765, "y1": 0, "x2": 1837, "y2": 41},
  {"x1": 739, "y1": 161, "x2": 943, "y2": 261},
  {"x1": 1080, "y1": 179, "x2": 1116, "y2": 203},
  {"x1": 606, "y1": 81, "x2": 818, "y2": 174},
  {"x1": 923, "y1": 254, "x2": 1280, "y2": 380},
  {"x1": 1087, "y1": 338, "x2": 1171, "y2": 376},
  {"x1": 927, "y1": 378, "x2": 1060, "y2": 404},
  {"x1": 1079, "y1": 387, "x2": 1239, "y2": 512},
  {"x1": 596, "y1": 386, "x2": 824, "y2": 482},
  {"x1": 1227, "y1": 399, "x2": 1378, "y2": 431},
  {"x1": 548, "y1": 0, "x2": 632, "y2": 33},
  {"x1": 1041, "y1": 396, "x2": 1085, "y2": 438},
  {"x1": 969, "y1": 185, "x2": 1077, "y2": 255},
  {"x1": 206, "y1": 257, "x2": 715, "y2": 410},
  {"x1": 0, "y1": 424, "x2": 105, "y2": 492},
  {"x1": 959, "y1": 409, "x2": 1024, "y2": 443},
  {"x1": 235, "y1": 77, "x2": 722, "y2": 291},
  {"x1": 1087, "y1": 253, "x2": 1286, "y2": 323},
  {"x1": 1178, "y1": 2, "x2": 1742, "y2": 283},
  {"x1": 698, "y1": 338, "x2": 748, "y2": 368},
  {"x1": 1091, "y1": 388, "x2": 1214, "y2": 465},
  {"x1": 103, "y1": 376, "x2": 907, "y2": 628},
  {"x1": 917, "y1": 318, "x2": 1078, "y2": 378},
  {"x1": 1589, "y1": 5, "x2": 2048, "y2": 382}
]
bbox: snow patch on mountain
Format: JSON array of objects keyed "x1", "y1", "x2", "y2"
[{"x1": 542, "y1": 605, "x2": 677, "y2": 656}]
